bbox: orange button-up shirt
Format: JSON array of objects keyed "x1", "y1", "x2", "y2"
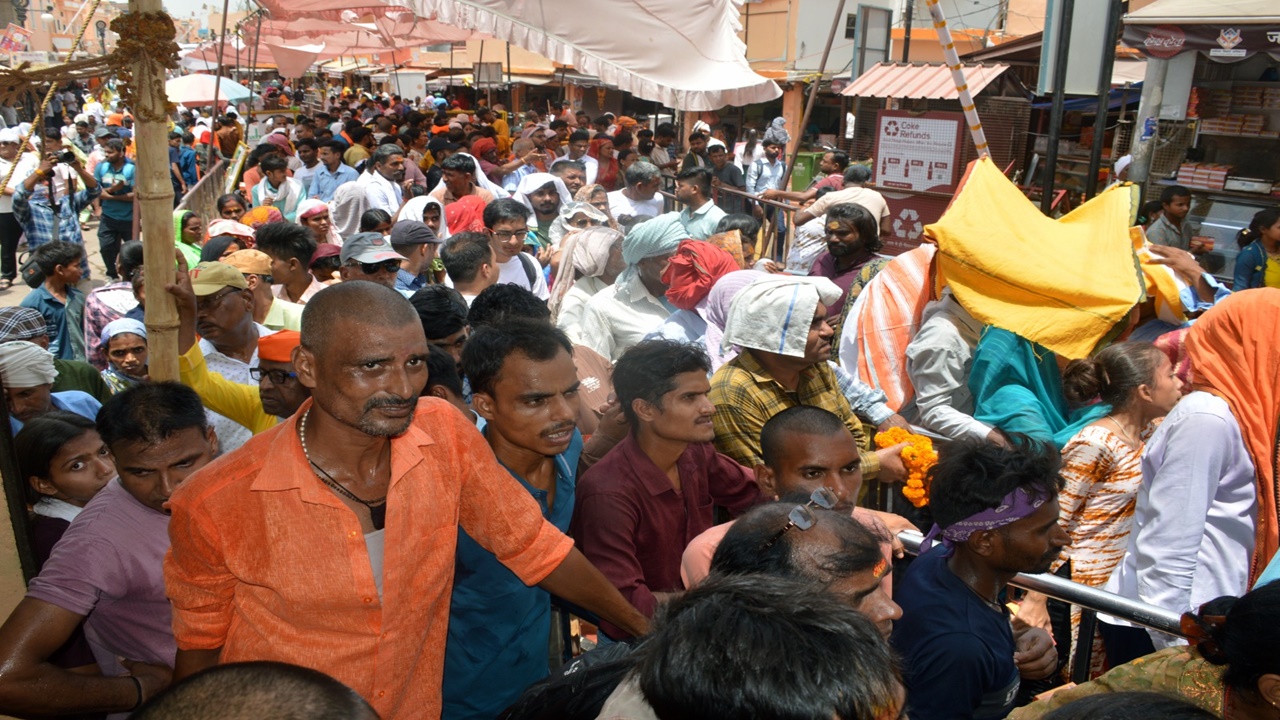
[{"x1": 164, "y1": 397, "x2": 575, "y2": 719}]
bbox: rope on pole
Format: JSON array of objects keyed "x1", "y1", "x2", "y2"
[
  {"x1": 924, "y1": 0, "x2": 990, "y2": 158},
  {"x1": 0, "y1": 0, "x2": 108, "y2": 193}
]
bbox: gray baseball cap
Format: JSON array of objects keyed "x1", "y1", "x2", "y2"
[{"x1": 340, "y1": 233, "x2": 407, "y2": 264}]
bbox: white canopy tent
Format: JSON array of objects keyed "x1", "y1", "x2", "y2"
[
  {"x1": 1124, "y1": 0, "x2": 1280, "y2": 24},
  {"x1": 221, "y1": 0, "x2": 780, "y2": 109},
  {"x1": 396, "y1": 0, "x2": 779, "y2": 110}
]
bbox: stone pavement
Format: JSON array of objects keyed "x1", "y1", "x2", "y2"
[{"x1": 0, "y1": 219, "x2": 112, "y2": 308}]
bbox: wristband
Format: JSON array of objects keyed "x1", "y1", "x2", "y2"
[{"x1": 127, "y1": 675, "x2": 143, "y2": 711}]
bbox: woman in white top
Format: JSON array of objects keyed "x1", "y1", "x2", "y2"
[{"x1": 1104, "y1": 289, "x2": 1280, "y2": 663}]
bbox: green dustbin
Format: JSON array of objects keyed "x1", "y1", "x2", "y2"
[{"x1": 790, "y1": 151, "x2": 824, "y2": 191}]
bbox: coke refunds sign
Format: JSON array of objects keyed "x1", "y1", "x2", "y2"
[{"x1": 872, "y1": 110, "x2": 964, "y2": 193}]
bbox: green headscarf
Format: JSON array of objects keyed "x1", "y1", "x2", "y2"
[{"x1": 970, "y1": 328, "x2": 1110, "y2": 449}]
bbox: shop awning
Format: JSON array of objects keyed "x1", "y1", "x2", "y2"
[
  {"x1": 1122, "y1": 0, "x2": 1280, "y2": 59},
  {"x1": 321, "y1": 59, "x2": 363, "y2": 77},
  {"x1": 1030, "y1": 82, "x2": 1142, "y2": 111},
  {"x1": 841, "y1": 62, "x2": 1012, "y2": 100},
  {"x1": 1124, "y1": 0, "x2": 1280, "y2": 25}
]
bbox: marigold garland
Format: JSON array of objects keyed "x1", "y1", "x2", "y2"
[{"x1": 874, "y1": 427, "x2": 938, "y2": 508}]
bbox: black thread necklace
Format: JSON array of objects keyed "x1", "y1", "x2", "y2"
[{"x1": 299, "y1": 409, "x2": 387, "y2": 530}]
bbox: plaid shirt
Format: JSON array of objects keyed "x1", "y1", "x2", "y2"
[
  {"x1": 83, "y1": 282, "x2": 138, "y2": 370},
  {"x1": 709, "y1": 348, "x2": 881, "y2": 478},
  {"x1": 13, "y1": 182, "x2": 100, "y2": 246}
]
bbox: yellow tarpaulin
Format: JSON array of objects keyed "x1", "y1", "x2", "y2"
[{"x1": 927, "y1": 158, "x2": 1144, "y2": 360}]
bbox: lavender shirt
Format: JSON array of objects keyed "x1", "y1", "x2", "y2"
[{"x1": 26, "y1": 479, "x2": 175, "y2": 680}]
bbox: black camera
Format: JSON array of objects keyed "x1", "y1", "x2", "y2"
[{"x1": 56, "y1": 150, "x2": 76, "y2": 164}]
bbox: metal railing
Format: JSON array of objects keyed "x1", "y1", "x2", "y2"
[
  {"x1": 175, "y1": 160, "x2": 228, "y2": 222},
  {"x1": 656, "y1": 181, "x2": 800, "y2": 263},
  {"x1": 897, "y1": 529, "x2": 1184, "y2": 683}
]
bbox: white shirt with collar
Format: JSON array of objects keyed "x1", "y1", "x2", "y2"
[
  {"x1": 364, "y1": 170, "x2": 403, "y2": 215},
  {"x1": 578, "y1": 272, "x2": 673, "y2": 362},
  {"x1": 746, "y1": 157, "x2": 786, "y2": 195},
  {"x1": 1102, "y1": 391, "x2": 1257, "y2": 648},
  {"x1": 198, "y1": 322, "x2": 276, "y2": 454},
  {"x1": 555, "y1": 275, "x2": 610, "y2": 345},
  {"x1": 900, "y1": 293, "x2": 991, "y2": 442}
]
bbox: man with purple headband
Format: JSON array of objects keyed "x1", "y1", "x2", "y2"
[{"x1": 891, "y1": 438, "x2": 1068, "y2": 720}]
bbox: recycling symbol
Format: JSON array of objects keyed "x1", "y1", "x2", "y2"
[
  {"x1": 884, "y1": 120, "x2": 899, "y2": 137},
  {"x1": 893, "y1": 208, "x2": 923, "y2": 240}
]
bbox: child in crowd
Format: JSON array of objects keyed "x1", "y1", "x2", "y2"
[{"x1": 20, "y1": 241, "x2": 86, "y2": 361}]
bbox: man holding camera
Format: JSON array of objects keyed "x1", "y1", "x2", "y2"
[{"x1": 13, "y1": 147, "x2": 99, "y2": 279}]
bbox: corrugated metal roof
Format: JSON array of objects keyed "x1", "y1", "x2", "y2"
[{"x1": 841, "y1": 62, "x2": 1011, "y2": 100}]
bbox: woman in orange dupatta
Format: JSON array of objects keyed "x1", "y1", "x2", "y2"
[
  {"x1": 588, "y1": 137, "x2": 622, "y2": 192},
  {"x1": 1185, "y1": 288, "x2": 1280, "y2": 585}
]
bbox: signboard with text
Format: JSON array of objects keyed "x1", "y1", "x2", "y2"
[
  {"x1": 872, "y1": 110, "x2": 964, "y2": 193},
  {"x1": 0, "y1": 25, "x2": 32, "y2": 53},
  {"x1": 1122, "y1": 24, "x2": 1280, "y2": 60}
]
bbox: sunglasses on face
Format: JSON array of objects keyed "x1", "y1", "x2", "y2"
[
  {"x1": 348, "y1": 259, "x2": 401, "y2": 274},
  {"x1": 249, "y1": 367, "x2": 298, "y2": 384},
  {"x1": 196, "y1": 287, "x2": 242, "y2": 313}
]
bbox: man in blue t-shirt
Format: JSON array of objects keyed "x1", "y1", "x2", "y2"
[
  {"x1": 892, "y1": 439, "x2": 1067, "y2": 720},
  {"x1": 93, "y1": 138, "x2": 135, "y2": 280},
  {"x1": 168, "y1": 131, "x2": 198, "y2": 203},
  {"x1": 444, "y1": 319, "x2": 583, "y2": 720}
]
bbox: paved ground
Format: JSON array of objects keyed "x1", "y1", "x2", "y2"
[{"x1": 0, "y1": 219, "x2": 112, "y2": 307}]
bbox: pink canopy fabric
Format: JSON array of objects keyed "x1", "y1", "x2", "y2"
[
  {"x1": 187, "y1": 0, "x2": 779, "y2": 109},
  {"x1": 251, "y1": 0, "x2": 779, "y2": 109}
]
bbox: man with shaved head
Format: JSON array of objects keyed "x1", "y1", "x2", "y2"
[
  {"x1": 164, "y1": 282, "x2": 648, "y2": 720},
  {"x1": 135, "y1": 661, "x2": 378, "y2": 720}
]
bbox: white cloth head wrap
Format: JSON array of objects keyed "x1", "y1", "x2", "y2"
[
  {"x1": 547, "y1": 226, "x2": 624, "y2": 322},
  {"x1": 549, "y1": 202, "x2": 609, "y2": 247},
  {"x1": 513, "y1": 173, "x2": 572, "y2": 223},
  {"x1": 100, "y1": 318, "x2": 147, "y2": 349},
  {"x1": 400, "y1": 196, "x2": 451, "y2": 239},
  {"x1": 0, "y1": 341, "x2": 58, "y2": 388},
  {"x1": 722, "y1": 276, "x2": 842, "y2": 358}
]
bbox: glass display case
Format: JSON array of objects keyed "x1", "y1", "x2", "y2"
[{"x1": 1187, "y1": 191, "x2": 1277, "y2": 287}]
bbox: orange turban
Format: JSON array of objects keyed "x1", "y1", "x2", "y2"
[{"x1": 257, "y1": 330, "x2": 300, "y2": 364}]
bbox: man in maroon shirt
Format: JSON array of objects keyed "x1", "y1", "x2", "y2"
[
  {"x1": 572, "y1": 339, "x2": 762, "y2": 640},
  {"x1": 808, "y1": 202, "x2": 889, "y2": 321}
]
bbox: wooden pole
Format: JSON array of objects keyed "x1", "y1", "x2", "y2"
[
  {"x1": 924, "y1": 0, "x2": 991, "y2": 159},
  {"x1": 778, "y1": 0, "x2": 846, "y2": 192},
  {"x1": 130, "y1": 0, "x2": 179, "y2": 382}
]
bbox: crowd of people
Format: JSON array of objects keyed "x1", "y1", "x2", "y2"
[{"x1": 0, "y1": 84, "x2": 1279, "y2": 720}]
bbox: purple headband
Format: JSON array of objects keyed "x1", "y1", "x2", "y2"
[{"x1": 920, "y1": 487, "x2": 1048, "y2": 554}]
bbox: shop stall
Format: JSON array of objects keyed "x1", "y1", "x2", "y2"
[
  {"x1": 841, "y1": 62, "x2": 1031, "y2": 254},
  {"x1": 1123, "y1": 0, "x2": 1280, "y2": 284}
]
